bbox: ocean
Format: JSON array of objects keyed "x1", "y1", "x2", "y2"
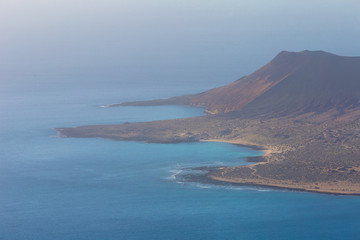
[{"x1": 1, "y1": 75, "x2": 360, "y2": 240}]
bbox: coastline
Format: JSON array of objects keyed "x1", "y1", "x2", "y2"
[
  {"x1": 200, "y1": 139, "x2": 276, "y2": 164},
  {"x1": 206, "y1": 175, "x2": 360, "y2": 196},
  {"x1": 191, "y1": 174, "x2": 360, "y2": 196},
  {"x1": 57, "y1": 121, "x2": 360, "y2": 196},
  {"x1": 200, "y1": 139, "x2": 271, "y2": 155},
  {"x1": 57, "y1": 123, "x2": 360, "y2": 196},
  {"x1": 200, "y1": 139, "x2": 360, "y2": 196}
]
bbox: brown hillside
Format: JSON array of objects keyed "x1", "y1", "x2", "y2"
[
  {"x1": 242, "y1": 51, "x2": 360, "y2": 115},
  {"x1": 115, "y1": 50, "x2": 360, "y2": 115}
]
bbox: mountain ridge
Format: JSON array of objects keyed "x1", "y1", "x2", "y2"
[{"x1": 112, "y1": 50, "x2": 360, "y2": 115}]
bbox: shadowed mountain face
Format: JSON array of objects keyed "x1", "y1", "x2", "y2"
[
  {"x1": 242, "y1": 51, "x2": 360, "y2": 116},
  {"x1": 116, "y1": 50, "x2": 360, "y2": 115}
]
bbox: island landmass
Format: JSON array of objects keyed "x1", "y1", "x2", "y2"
[{"x1": 57, "y1": 50, "x2": 360, "y2": 195}]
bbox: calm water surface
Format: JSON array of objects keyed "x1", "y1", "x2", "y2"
[{"x1": 1, "y1": 78, "x2": 360, "y2": 240}]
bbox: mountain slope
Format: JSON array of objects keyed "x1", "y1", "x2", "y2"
[
  {"x1": 114, "y1": 50, "x2": 360, "y2": 115},
  {"x1": 243, "y1": 51, "x2": 360, "y2": 115}
]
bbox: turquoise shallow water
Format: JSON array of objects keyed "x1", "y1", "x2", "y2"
[{"x1": 1, "y1": 79, "x2": 360, "y2": 240}]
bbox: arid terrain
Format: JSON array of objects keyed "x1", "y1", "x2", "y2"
[{"x1": 57, "y1": 51, "x2": 360, "y2": 195}]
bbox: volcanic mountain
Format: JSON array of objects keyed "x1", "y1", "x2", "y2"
[
  {"x1": 113, "y1": 50, "x2": 360, "y2": 116},
  {"x1": 58, "y1": 50, "x2": 360, "y2": 195}
]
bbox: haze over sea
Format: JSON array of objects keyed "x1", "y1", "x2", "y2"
[{"x1": 1, "y1": 0, "x2": 360, "y2": 239}]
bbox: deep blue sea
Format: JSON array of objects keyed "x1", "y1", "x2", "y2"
[{"x1": 1, "y1": 76, "x2": 360, "y2": 240}]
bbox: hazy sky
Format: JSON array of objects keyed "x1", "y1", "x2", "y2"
[{"x1": 1, "y1": 0, "x2": 360, "y2": 87}]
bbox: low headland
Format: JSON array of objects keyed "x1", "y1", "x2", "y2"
[{"x1": 202, "y1": 139, "x2": 360, "y2": 195}]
